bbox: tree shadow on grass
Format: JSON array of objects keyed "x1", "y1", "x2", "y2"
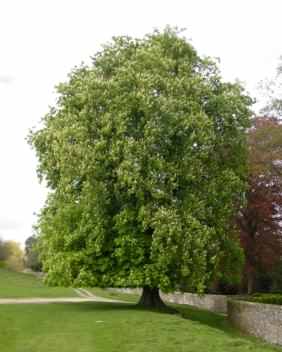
[
  {"x1": 54, "y1": 301, "x2": 139, "y2": 313},
  {"x1": 53, "y1": 301, "x2": 280, "y2": 350},
  {"x1": 175, "y1": 303, "x2": 282, "y2": 348},
  {"x1": 179, "y1": 305, "x2": 282, "y2": 351},
  {"x1": 57, "y1": 301, "x2": 225, "y2": 325},
  {"x1": 83, "y1": 301, "x2": 238, "y2": 337},
  {"x1": 56, "y1": 301, "x2": 179, "y2": 316},
  {"x1": 176, "y1": 304, "x2": 232, "y2": 333},
  {"x1": 57, "y1": 301, "x2": 238, "y2": 339}
]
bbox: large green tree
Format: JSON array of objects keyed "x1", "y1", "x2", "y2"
[{"x1": 29, "y1": 29, "x2": 252, "y2": 308}]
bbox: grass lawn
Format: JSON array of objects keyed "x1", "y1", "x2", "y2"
[
  {"x1": 0, "y1": 273, "x2": 280, "y2": 351},
  {"x1": 0, "y1": 302, "x2": 280, "y2": 352},
  {"x1": 0, "y1": 269, "x2": 77, "y2": 298}
]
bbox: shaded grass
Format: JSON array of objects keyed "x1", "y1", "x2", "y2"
[
  {"x1": 0, "y1": 269, "x2": 77, "y2": 298},
  {"x1": 0, "y1": 302, "x2": 280, "y2": 352}
]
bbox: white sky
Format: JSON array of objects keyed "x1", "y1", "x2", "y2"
[{"x1": 0, "y1": 0, "x2": 281, "y2": 246}]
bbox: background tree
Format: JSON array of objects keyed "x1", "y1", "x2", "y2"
[
  {"x1": 30, "y1": 28, "x2": 252, "y2": 308},
  {"x1": 25, "y1": 235, "x2": 42, "y2": 272},
  {"x1": 237, "y1": 117, "x2": 282, "y2": 293},
  {"x1": 3, "y1": 240, "x2": 24, "y2": 272},
  {"x1": 0, "y1": 238, "x2": 24, "y2": 271},
  {"x1": 0, "y1": 238, "x2": 9, "y2": 266}
]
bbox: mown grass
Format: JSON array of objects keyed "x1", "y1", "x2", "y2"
[
  {"x1": 0, "y1": 302, "x2": 280, "y2": 352},
  {"x1": 0, "y1": 269, "x2": 77, "y2": 298},
  {"x1": 0, "y1": 271, "x2": 280, "y2": 351}
]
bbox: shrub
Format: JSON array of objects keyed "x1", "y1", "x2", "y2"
[{"x1": 247, "y1": 293, "x2": 282, "y2": 305}]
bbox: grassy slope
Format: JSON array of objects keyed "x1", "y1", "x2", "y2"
[
  {"x1": 0, "y1": 269, "x2": 77, "y2": 298},
  {"x1": 0, "y1": 302, "x2": 280, "y2": 352}
]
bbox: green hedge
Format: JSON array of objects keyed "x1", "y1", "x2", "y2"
[{"x1": 247, "y1": 293, "x2": 282, "y2": 305}]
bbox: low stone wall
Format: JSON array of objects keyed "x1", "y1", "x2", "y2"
[
  {"x1": 228, "y1": 299, "x2": 282, "y2": 346},
  {"x1": 107, "y1": 288, "x2": 227, "y2": 313},
  {"x1": 160, "y1": 292, "x2": 227, "y2": 313},
  {"x1": 107, "y1": 288, "x2": 142, "y2": 295}
]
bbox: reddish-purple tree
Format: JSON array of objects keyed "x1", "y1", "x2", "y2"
[{"x1": 237, "y1": 117, "x2": 282, "y2": 293}]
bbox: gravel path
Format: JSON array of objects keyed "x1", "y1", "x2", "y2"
[
  {"x1": 0, "y1": 297, "x2": 122, "y2": 304},
  {"x1": 0, "y1": 289, "x2": 125, "y2": 304}
]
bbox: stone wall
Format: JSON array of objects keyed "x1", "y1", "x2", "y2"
[
  {"x1": 107, "y1": 288, "x2": 142, "y2": 295},
  {"x1": 228, "y1": 299, "x2": 282, "y2": 346},
  {"x1": 107, "y1": 288, "x2": 227, "y2": 313},
  {"x1": 160, "y1": 292, "x2": 227, "y2": 313}
]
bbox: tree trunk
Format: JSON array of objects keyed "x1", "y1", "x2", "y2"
[{"x1": 137, "y1": 286, "x2": 167, "y2": 309}]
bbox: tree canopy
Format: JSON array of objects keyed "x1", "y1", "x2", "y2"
[{"x1": 29, "y1": 29, "x2": 252, "y2": 305}]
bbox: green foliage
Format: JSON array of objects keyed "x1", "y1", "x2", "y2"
[
  {"x1": 214, "y1": 235, "x2": 245, "y2": 287},
  {"x1": 270, "y1": 262, "x2": 282, "y2": 293},
  {"x1": 29, "y1": 28, "x2": 252, "y2": 293},
  {"x1": 248, "y1": 293, "x2": 282, "y2": 306},
  {"x1": 0, "y1": 240, "x2": 24, "y2": 272},
  {"x1": 25, "y1": 235, "x2": 42, "y2": 272},
  {"x1": 0, "y1": 239, "x2": 8, "y2": 261}
]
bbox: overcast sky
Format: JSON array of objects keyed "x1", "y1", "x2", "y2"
[{"x1": 0, "y1": 0, "x2": 281, "y2": 246}]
